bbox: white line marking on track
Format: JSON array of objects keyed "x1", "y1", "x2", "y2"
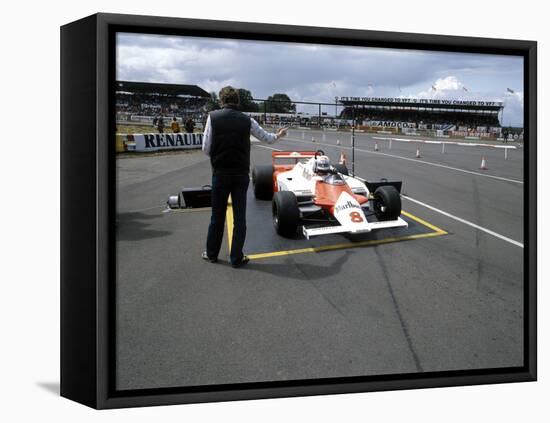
[
  {"x1": 282, "y1": 136, "x2": 524, "y2": 185},
  {"x1": 253, "y1": 143, "x2": 282, "y2": 151},
  {"x1": 372, "y1": 136, "x2": 516, "y2": 149},
  {"x1": 401, "y1": 195, "x2": 524, "y2": 248}
]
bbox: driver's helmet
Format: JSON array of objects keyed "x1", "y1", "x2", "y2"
[{"x1": 315, "y1": 155, "x2": 331, "y2": 174}]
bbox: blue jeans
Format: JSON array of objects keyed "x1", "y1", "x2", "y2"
[{"x1": 206, "y1": 173, "x2": 250, "y2": 264}]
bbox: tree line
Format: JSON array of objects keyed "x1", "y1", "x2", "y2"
[{"x1": 205, "y1": 89, "x2": 296, "y2": 114}]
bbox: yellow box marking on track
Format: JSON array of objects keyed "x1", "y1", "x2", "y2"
[
  {"x1": 223, "y1": 204, "x2": 447, "y2": 260},
  {"x1": 226, "y1": 195, "x2": 234, "y2": 251},
  {"x1": 248, "y1": 231, "x2": 445, "y2": 260},
  {"x1": 401, "y1": 210, "x2": 447, "y2": 235}
]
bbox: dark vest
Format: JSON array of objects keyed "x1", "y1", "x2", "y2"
[{"x1": 209, "y1": 106, "x2": 251, "y2": 175}]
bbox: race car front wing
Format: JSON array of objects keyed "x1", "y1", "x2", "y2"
[{"x1": 302, "y1": 216, "x2": 408, "y2": 239}]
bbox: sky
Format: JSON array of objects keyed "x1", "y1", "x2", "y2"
[{"x1": 116, "y1": 33, "x2": 524, "y2": 127}]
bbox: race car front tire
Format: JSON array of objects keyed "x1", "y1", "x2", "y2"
[
  {"x1": 253, "y1": 165, "x2": 274, "y2": 200},
  {"x1": 272, "y1": 191, "x2": 300, "y2": 237},
  {"x1": 373, "y1": 185, "x2": 401, "y2": 221}
]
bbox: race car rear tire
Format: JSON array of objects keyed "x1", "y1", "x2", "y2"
[
  {"x1": 332, "y1": 163, "x2": 349, "y2": 176},
  {"x1": 252, "y1": 165, "x2": 274, "y2": 200},
  {"x1": 272, "y1": 191, "x2": 300, "y2": 237},
  {"x1": 373, "y1": 186, "x2": 401, "y2": 221}
]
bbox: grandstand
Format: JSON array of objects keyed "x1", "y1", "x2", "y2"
[
  {"x1": 116, "y1": 81, "x2": 210, "y2": 125},
  {"x1": 245, "y1": 96, "x2": 506, "y2": 138},
  {"x1": 339, "y1": 97, "x2": 504, "y2": 134},
  {"x1": 115, "y1": 85, "x2": 510, "y2": 139}
]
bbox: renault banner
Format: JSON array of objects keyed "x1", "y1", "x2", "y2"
[{"x1": 122, "y1": 133, "x2": 203, "y2": 152}]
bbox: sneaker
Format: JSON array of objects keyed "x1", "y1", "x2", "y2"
[
  {"x1": 202, "y1": 251, "x2": 218, "y2": 263},
  {"x1": 231, "y1": 255, "x2": 250, "y2": 268}
]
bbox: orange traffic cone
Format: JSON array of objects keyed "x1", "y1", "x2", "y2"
[
  {"x1": 480, "y1": 156, "x2": 488, "y2": 170},
  {"x1": 415, "y1": 147, "x2": 421, "y2": 158}
]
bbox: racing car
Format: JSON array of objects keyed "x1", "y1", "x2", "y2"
[{"x1": 252, "y1": 150, "x2": 408, "y2": 238}]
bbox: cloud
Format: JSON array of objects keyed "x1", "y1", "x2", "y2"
[
  {"x1": 116, "y1": 33, "x2": 524, "y2": 126},
  {"x1": 411, "y1": 76, "x2": 523, "y2": 126}
]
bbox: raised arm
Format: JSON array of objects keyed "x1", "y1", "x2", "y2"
[
  {"x1": 202, "y1": 115, "x2": 212, "y2": 156},
  {"x1": 250, "y1": 118, "x2": 287, "y2": 144}
]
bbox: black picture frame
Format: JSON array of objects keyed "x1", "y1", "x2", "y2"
[{"x1": 60, "y1": 12, "x2": 537, "y2": 409}]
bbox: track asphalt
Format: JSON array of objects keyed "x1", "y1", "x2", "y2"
[{"x1": 115, "y1": 129, "x2": 524, "y2": 390}]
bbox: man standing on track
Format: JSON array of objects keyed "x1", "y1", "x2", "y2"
[{"x1": 202, "y1": 86, "x2": 288, "y2": 268}]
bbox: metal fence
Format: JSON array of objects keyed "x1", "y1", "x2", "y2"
[{"x1": 249, "y1": 98, "x2": 353, "y2": 129}]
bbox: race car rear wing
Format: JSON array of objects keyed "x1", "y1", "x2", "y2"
[
  {"x1": 365, "y1": 180, "x2": 402, "y2": 194},
  {"x1": 353, "y1": 176, "x2": 403, "y2": 194}
]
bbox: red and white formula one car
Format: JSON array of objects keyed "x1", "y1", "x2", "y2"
[{"x1": 252, "y1": 150, "x2": 408, "y2": 238}]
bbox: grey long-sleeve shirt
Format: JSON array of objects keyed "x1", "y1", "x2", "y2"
[{"x1": 202, "y1": 115, "x2": 278, "y2": 156}]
